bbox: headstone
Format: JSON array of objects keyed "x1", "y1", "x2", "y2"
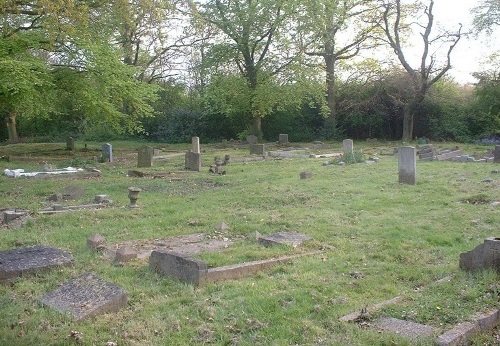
[
  {"x1": 87, "y1": 234, "x2": 106, "y2": 250},
  {"x1": 258, "y1": 232, "x2": 313, "y2": 247},
  {"x1": 39, "y1": 272, "x2": 128, "y2": 321},
  {"x1": 246, "y1": 135, "x2": 258, "y2": 144},
  {"x1": 418, "y1": 145, "x2": 435, "y2": 161},
  {"x1": 66, "y1": 137, "x2": 75, "y2": 151},
  {"x1": 0, "y1": 246, "x2": 73, "y2": 282},
  {"x1": 398, "y1": 146, "x2": 417, "y2": 185},
  {"x1": 495, "y1": 145, "x2": 500, "y2": 163},
  {"x1": 436, "y1": 149, "x2": 462, "y2": 161},
  {"x1": 342, "y1": 139, "x2": 354, "y2": 154},
  {"x1": 137, "y1": 146, "x2": 154, "y2": 168},
  {"x1": 459, "y1": 237, "x2": 500, "y2": 272},
  {"x1": 149, "y1": 251, "x2": 207, "y2": 286},
  {"x1": 114, "y1": 248, "x2": 137, "y2": 263},
  {"x1": 300, "y1": 171, "x2": 313, "y2": 179},
  {"x1": 192, "y1": 137, "x2": 200, "y2": 154},
  {"x1": 250, "y1": 144, "x2": 265, "y2": 155},
  {"x1": 102, "y1": 143, "x2": 113, "y2": 163},
  {"x1": 278, "y1": 134, "x2": 289, "y2": 144},
  {"x1": 3, "y1": 210, "x2": 27, "y2": 224},
  {"x1": 185, "y1": 151, "x2": 201, "y2": 171}
]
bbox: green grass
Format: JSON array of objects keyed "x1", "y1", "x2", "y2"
[{"x1": 0, "y1": 140, "x2": 499, "y2": 345}]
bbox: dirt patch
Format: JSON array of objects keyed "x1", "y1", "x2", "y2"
[{"x1": 103, "y1": 233, "x2": 233, "y2": 260}]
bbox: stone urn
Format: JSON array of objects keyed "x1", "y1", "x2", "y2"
[{"x1": 127, "y1": 187, "x2": 142, "y2": 208}]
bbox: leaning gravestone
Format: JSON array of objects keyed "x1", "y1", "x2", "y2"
[
  {"x1": 342, "y1": 139, "x2": 354, "y2": 155},
  {"x1": 40, "y1": 272, "x2": 128, "y2": 321},
  {"x1": 137, "y1": 146, "x2": 154, "y2": 168},
  {"x1": 0, "y1": 246, "x2": 73, "y2": 282},
  {"x1": 102, "y1": 143, "x2": 113, "y2": 163},
  {"x1": 398, "y1": 146, "x2": 417, "y2": 185},
  {"x1": 495, "y1": 145, "x2": 500, "y2": 164},
  {"x1": 278, "y1": 134, "x2": 289, "y2": 144},
  {"x1": 150, "y1": 251, "x2": 207, "y2": 286}
]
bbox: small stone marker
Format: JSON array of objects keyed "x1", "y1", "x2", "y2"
[
  {"x1": 258, "y1": 232, "x2": 312, "y2": 247},
  {"x1": 278, "y1": 134, "x2": 289, "y2": 144},
  {"x1": 185, "y1": 151, "x2": 201, "y2": 171},
  {"x1": 137, "y1": 146, "x2": 154, "y2": 168},
  {"x1": 250, "y1": 144, "x2": 266, "y2": 155},
  {"x1": 459, "y1": 237, "x2": 500, "y2": 272},
  {"x1": 102, "y1": 143, "x2": 113, "y2": 163},
  {"x1": 372, "y1": 317, "x2": 436, "y2": 340},
  {"x1": 66, "y1": 136, "x2": 75, "y2": 151},
  {"x1": 150, "y1": 251, "x2": 207, "y2": 286},
  {"x1": 192, "y1": 137, "x2": 200, "y2": 154},
  {"x1": 114, "y1": 248, "x2": 137, "y2": 263},
  {"x1": 94, "y1": 195, "x2": 111, "y2": 204},
  {"x1": 87, "y1": 234, "x2": 106, "y2": 250},
  {"x1": 398, "y1": 146, "x2": 417, "y2": 185},
  {"x1": 3, "y1": 210, "x2": 27, "y2": 224},
  {"x1": 247, "y1": 135, "x2": 258, "y2": 144},
  {"x1": 39, "y1": 272, "x2": 128, "y2": 321},
  {"x1": 342, "y1": 139, "x2": 354, "y2": 154},
  {"x1": 0, "y1": 246, "x2": 73, "y2": 282},
  {"x1": 495, "y1": 145, "x2": 500, "y2": 163},
  {"x1": 300, "y1": 171, "x2": 313, "y2": 179}
]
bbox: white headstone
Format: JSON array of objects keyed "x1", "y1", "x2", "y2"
[
  {"x1": 398, "y1": 146, "x2": 417, "y2": 185},
  {"x1": 192, "y1": 137, "x2": 200, "y2": 154}
]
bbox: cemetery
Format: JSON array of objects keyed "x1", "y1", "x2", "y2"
[{"x1": 0, "y1": 139, "x2": 499, "y2": 345}]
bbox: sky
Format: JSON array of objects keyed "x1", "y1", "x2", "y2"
[{"x1": 427, "y1": 0, "x2": 499, "y2": 83}]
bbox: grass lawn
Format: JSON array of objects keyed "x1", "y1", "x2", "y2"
[{"x1": 0, "y1": 140, "x2": 499, "y2": 345}]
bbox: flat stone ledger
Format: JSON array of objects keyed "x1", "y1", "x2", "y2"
[
  {"x1": 0, "y1": 246, "x2": 73, "y2": 282},
  {"x1": 102, "y1": 143, "x2": 113, "y2": 163},
  {"x1": 137, "y1": 146, "x2": 154, "y2": 168},
  {"x1": 258, "y1": 232, "x2": 313, "y2": 247},
  {"x1": 495, "y1": 145, "x2": 500, "y2": 164},
  {"x1": 278, "y1": 134, "x2": 289, "y2": 144},
  {"x1": 185, "y1": 151, "x2": 201, "y2": 171},
  {"x1": 342, "y1": 139, "x2": 354, "y2": 154},
  {"x1": 398, "y1": 146, "x2": 417, "y2": 185},
  {"x1": 373, "y1": 317, "x2": 436, "y2": 339},
  {"x1": 150, "y1": 251, "x2": 207, "y2": 286},
  {"x1": 460, "y1": 237, "x2": 500, "y2": 272},
  {"x1": 40, "y1": 272, "x2": 128, "y2": 321},
  {"x1": 249, "y1": 144, "x2": 266, "y2": 155}
]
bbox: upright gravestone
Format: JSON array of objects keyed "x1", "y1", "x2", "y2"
[
  {"x1": 494, "y1": 145, "x2": 500, "y2": 164},
  {"x1": 66, "y1": 137, "x2": 75, "y2": 151},
  {"x1": 137, "y1": 146, "x2": 154, "y2": 168},
  {"x1": 343, "y1": 139, "x2": 354, "y2": 155},
  {"x1": 250, "y1": 144, "x2": 266, "y2": 155},
  {"x1": 247, "y1": 135, "x2": 258, "y2": 144},
  {"x1": 102, "y1": 143, "x2": 113, "y2": 163},
  {"x1": 40, "y1": 272, "x2": 128, "y2": 321},
  {"x1": 192, "y1": 137, "x2": 200, "y2": 154},
  {"x1": 278, "y1": 134, "x2": 289, "y2": 144},
  {"x1": 0, "y1": 246, "x2": 73, "y2": 282},
  {"x1": 185, "y1": 152, "x2": 201, "y2": 171},
  {"x1": 398, "y1": 146, "x2": 417, "y2": 185},
  {"x1": 150, "y1": 251, "x2": 207, "y2": 286}
]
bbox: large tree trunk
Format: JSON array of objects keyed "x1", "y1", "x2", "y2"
[
  {"x1": 252, "y1": 116, "x2": 262, "y2": 140},
  {"x1": 402, "y1": 94, "x2": 425, "y2": 141},
  {"x1": 325, "y1": 54, "x2": 336, "y2": 125},
  {"x1": 6, "y1": 112, "x2": 19, "y2": 143}
]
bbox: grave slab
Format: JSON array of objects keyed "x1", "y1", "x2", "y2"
[
  {"x1": 258, "y1": 232, "x2": 312, "y2": 247},
  {"x1": 40, "y1": 272, "x2": 127, "y2": 321},
  {"x1": 372, "y1": 317, "x2": 436, "y2": 339},
  {"x1": 0, "y1": 246, "x2": 73, "y2": 282}
]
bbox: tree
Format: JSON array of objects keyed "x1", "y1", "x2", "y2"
[
  {"x1": 192, "y1": 0, "x2": 302, "y2": 139},
  {"x1": 301, "y1": 0, "x2": 381, "y2": 136},
  {"x1": 379, "y1": 0, "x2": 463, "y2": 141},
  {"x1": 472, "y1": 0, "x2": 500, "y2": 35}
]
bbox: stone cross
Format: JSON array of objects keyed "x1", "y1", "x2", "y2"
[{"x1": 398, "y1": 146, "x2": 417, "y2": 185}]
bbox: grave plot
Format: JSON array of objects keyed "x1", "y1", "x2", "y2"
[
  {"x1": 40, "y1": 272, "x2": 127, "y2": 321},
  {"x1": 0, "y1": 246, "x2": 73, "y2": 282},
  {"x1": 38, "y1": 195, "x2": 112, "y2": 214}
]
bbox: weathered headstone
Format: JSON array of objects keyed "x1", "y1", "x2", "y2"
[
  {"x1": 494, "y1": 145, "x2": 500, "y2": 163},
  {"x1": 192, "y1": 136, "x2": 200, "y2": 154},
  {"x1": 278, "y1": 134, "x2": 289, "y2": 144},
  {"x1": 459, "y1": 237, "x2": 500, "y2": 272},
  {"x1": 66, "y1": 137, "x2": 75, "y2": 151},
  {"x1": 185, "y1": 151, "x2": 201, "y2": 171},
  {"x1": 342, "y1": 139, "x2": 354, "y2": 154},
  {"x1": 418, "y1": 145, "x2": 436, "y2": 161},
  {"x1": 137, "y1": 146, "x2": 154, "y2": 168},
  {"x1": 39, "y1": 272, "x2": 128, "y2": 321},
  {"x1": 0, "y1": 246, "x2": 73, "y2": 282},
  {"x1": 247, "y1": 135, "x2": 258, "y2": 144},
  {"x1": 87, "y1": 234, "x2": 106, "y2": 250},
  {"x1": 150, "y1": 251, "x2": 207, "y2": 286},
  {"x1": 398, "y1": 146, "x2": 417, "y2": 185},
  {"x1": 102, "y1": 143, "x2": 113, "y2": 163},
  {"x1": 250, "y1": 144, "x2": 266, "y2": 155},
  {"x1": 258, "y1": 232, "x2": 313, "y2": 247},
  {"x1": 3, "y1": 210, "x2": 27, "y2": 224}
]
